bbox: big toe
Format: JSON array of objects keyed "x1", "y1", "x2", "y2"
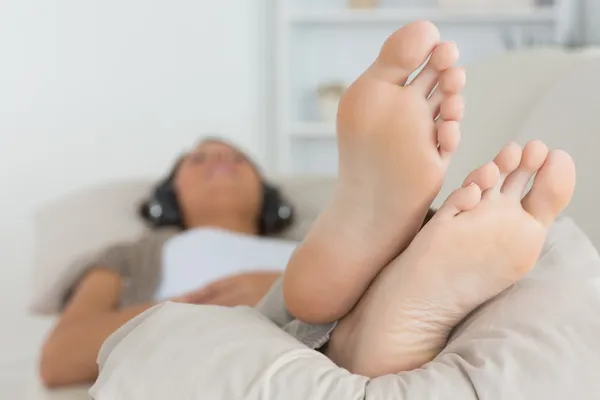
[
  {"x1": 368, "y1": 21, "x2": 440, "y2": 85},
  {"x1": 521, "y1": 149, "x2": 576, "y2": 227}
]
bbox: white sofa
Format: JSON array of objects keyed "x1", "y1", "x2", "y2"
[{"x1": 9, "y1": 47, "x2": 600, "y2": 399}]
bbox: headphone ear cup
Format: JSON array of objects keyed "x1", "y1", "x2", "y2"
[
  {"x1": 157, "y1": 186, "x2": 182, "y2": 227},
  {"x1": 260, "y1": 184, "x2": 294, "y2": 235},
  {"x1": 144, "y1": 179, "x2": 183, "y2": 228},
  {"x1": 141, "y1": 154, "x2": 192, "y2": 228}
]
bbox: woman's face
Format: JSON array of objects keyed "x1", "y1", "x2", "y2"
[{"x1": 174, "y1": 140, "x2": 263, "y2": 224}]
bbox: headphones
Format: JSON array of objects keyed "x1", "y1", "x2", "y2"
[{"x1": 139, "y1": 161, "x2": 295, "y2": 236}]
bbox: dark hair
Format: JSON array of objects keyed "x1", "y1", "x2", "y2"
[{"x1": 138, "y1": 153, "x2": 295, "y2": 236}]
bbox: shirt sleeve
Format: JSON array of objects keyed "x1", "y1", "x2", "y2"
[
  {"x1": 59, "y1": 229, "x2": 174, "y2": 311},
  {"x1": 255, "y1": 277, "x2": 294, "y2": 327}
]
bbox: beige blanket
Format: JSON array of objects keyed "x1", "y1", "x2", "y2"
[{"x1": 90, "y1": 217, "x2": 600, "y2": 399}]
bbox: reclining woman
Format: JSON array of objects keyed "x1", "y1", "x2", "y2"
[
  {"x1": 40, "y1": 138, "x2": 298, "y2": 387},
  {"x1": 89, "y1": 21, "x2": 585, "y2": 399}
]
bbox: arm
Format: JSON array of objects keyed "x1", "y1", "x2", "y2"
[
  {"x1": 39, "y1": 269, "x2": 281, "y2": 388},
  {"x1": 180, "y1": 271, "x2": 282, "y2": 307},
  {"x1": 39, "y1": 268, "x2": 157, "y2": 388}
]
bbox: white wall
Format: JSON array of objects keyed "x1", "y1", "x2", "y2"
[{"x1": 0, "y1": 1, "x2": 266, "y2": 315}]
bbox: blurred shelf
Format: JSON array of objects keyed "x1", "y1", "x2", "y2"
[
  {"x1": 287, "y1": 6, "x2": 558, "y2": 25},
  {"x1": 291, "y1": 122, "x2": 336, "y2": 139},
  {"x1": 273, "y1": 1, "x2": 574, "y2": 174}
]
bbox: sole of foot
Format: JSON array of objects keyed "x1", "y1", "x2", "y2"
[
  {"x1": 327, "y1": 140, "x2": 576, "y2": 378},
  {"x1": 283, "y1": 21, "x2": 466, "y2": 324}
]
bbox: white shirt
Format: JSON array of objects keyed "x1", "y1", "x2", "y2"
[{"x1": 154, "y1": 227, "x2": 299, "y2": 300}]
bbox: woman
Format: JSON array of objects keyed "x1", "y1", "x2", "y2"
[{"x1": 39, "y1": 138, "x2": 297, "y2": 388}]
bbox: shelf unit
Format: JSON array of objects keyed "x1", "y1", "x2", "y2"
[
  {"x1": 291, "y1": 122, "x2": 337, "y2": 139},
  {"x1": 272, "y1": 1, "x2": 575, "y2": 175},
  {"x1": 287, "y1": 6, "x2": 558, "y2": 25}
]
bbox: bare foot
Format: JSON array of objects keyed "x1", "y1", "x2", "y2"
[
  {"x1": 327, "y1": 141, "x2": 576, "y2": 378},
  {"x1": 283, "y1": 21, "x2": 466, "y2": 324}
]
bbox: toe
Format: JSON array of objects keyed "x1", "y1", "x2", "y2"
[
  {"x1": 428, "y1": 66, "x2": 466, "y2": 114},
  {"x1": 522, "y1": 149, "x2": 576, "y2": 227},
  {"x1": 434, "y1": 183, "x2": 482, "y2": 220},
  {"x1": 439, "y1": 66, "x2": 466, "y2": 94},
  {"x1": 367, "y1": 21, "x2": 440, "y2": 85},
  {"x1": 410, "y1": 41, "x2": 459, "y2": 95},
  {"x1": 437, "y1": 121, "x2": 461, "y2": 161},
  {"x1": 462, "y1": 161, "x2": 501, "y2": 192},
  {"x1": 483, "y1": 142, "x2": 522, "y2": 198},
  {"x1": 439, "y1": 95, "x2": 464, "y2": 122},
  {"x1": 495, "y1": 142, "x2": 522, "y2": 175},
  {"x1": 501, "y1": 140, "x2": 549, "y2": 198}
]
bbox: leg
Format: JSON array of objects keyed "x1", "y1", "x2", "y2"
[
  {"x1": 283, "y1": 21, "x2": 466, "y2": 324},
  {"x1": 327, "y1": 141, "x2": 576, "y2": 378}
]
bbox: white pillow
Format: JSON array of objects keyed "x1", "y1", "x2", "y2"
[{"x1": 30, "y1": 175, "x2": 336, "y2": 315}]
